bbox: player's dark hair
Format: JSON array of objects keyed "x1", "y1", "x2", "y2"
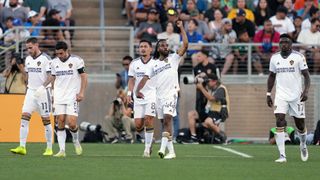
[
  {"x1": 122, "y1": 55, "x2": 133, "y2": 62},
  {"x1": 153, "y1": 39, "x2": 166, "y2": 59},
  {"x1": 139, "y1": 39, "x2": 152, "y2": 47},
  {"x1": 55, "y1": 41, "x2": 68, "y2": 51},
  {"x1": 26, "y1": 37, "x2": 38, "y2": 44}
]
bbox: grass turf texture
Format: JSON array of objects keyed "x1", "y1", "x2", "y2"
[{"x1": 0, "y1": 143, "x2": 319, "y2": 180}]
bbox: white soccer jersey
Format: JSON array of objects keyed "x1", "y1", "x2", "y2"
[
  {"x1": 51, "y1": 55, "x2": 85, "y2": 105},
  {"x1": 25, "y1": 53, "x2": 51, "y2": 90},
  {"x1": 128, "y1": 57, "x2": 157, "y2": 105},
  {"x1": 269, "y1": 51, "x2": 308, "y2": 101},
  {"x1": 145, "y1": 53, "x2": 181, "y2": 98}
]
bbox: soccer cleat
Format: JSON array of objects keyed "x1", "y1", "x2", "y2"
[
  {"x1": 142, "y1": 150, "x2": 151, "y2": 158},
  {"x1": 164, "y1": 153, "x2": 176, "y2": 160},
  {"x1": 43, "y1": 148, "x2": 53, "y2": 156},
  {"x1": 10, "y1": 146, "x2": 27, "y2": 155},
  {"x1": 158, "y1": 151, "x2": 165, "y2": 159},
  {"x1": 275, "y1": 155, "x2": 287, "y2": 163},
  {"x1": 75, "y1": 145, "x2": 83, "y2": 155},
  {"x1": 300, "y1": 144, "x2": 308, "y2": 162},
  {"x1": 53, "y1": 151, "x2": 66, "y2": 157}
]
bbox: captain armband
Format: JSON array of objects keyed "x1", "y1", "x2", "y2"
[{"x1": 77, "y1": 67, "x2": 86, "y2": 74}]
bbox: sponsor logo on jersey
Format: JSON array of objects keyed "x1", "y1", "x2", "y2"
[
  {"x1": 27, "y1": 67, "x2": 42, "y2": 73},
  {"x1": 154, "y1": 63, "x2": 171, "y2": 75},
  {"x1": 56, "y1": 70, "x2": 74, "y2": 76},
  {"x1": 276, "y1": 67, "x2": 295, "y2": 73}
]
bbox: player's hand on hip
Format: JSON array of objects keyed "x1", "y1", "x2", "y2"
[
  {"x1": 266, "y1": 96, "x2": 273, "y2": 107},
  {"x1": 300, "y1": 91, "x2": 308, "y2": 102},
  {"x1": 76, "y1": 93, "x2": 84, "y2": 102},
  {"x1": 34, "y1": 85, "x2": 46, "y2": 98},
  {"x1": 136, "y1": 91, "x2": 144, "y2": 99}
]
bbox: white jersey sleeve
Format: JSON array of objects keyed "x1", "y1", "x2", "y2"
[
  {"x1": 76, "y1": 57, "x2": 85, "y2": 70},
  {"x1": 299, "y1": 54, "x2": 308, "y2": 70}
]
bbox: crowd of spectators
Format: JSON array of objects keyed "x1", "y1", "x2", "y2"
[
  {"x1": 0, "y1": 0, "x2": 74, "y2": 57},
  {"x1": 123, "y1": 0, "x2": 320, "y2": 75}
]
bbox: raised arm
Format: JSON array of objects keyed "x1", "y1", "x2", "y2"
[{"x1": 177, "y1": 20, "x2": 188, "y2": 57}]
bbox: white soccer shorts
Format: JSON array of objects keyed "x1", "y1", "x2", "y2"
[
  {"x1": 133, "y1": 102, "x2": 156, "y2": 119},
  {"x1": 157, "y1": 93, "x2": 178, "y2": 120},
  {"x1": 274, "y1": 97, "x2": 306, "y2": 118},
  {"x1": 54, "y1": 101, "x2": 79, "y2": 116},
  {"x1": 22, "y1": 88, "x2": 52, "y2": 117}
]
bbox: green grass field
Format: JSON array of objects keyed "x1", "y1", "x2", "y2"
[{"x1": 0, "y1": 143, "x2": 319, "y2": 180}]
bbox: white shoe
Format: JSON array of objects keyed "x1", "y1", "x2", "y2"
[
  {"x1": 275, "y1": 155, "x2": 286, "y2": 163},
  {"x1": 164, "y1": 153, "x2": 176, "y2": 160},
  {"x1": 143, "y1": 150, "x2": 151, "y2": 158},
  {"x1": 300, "y1": 144, "x2": 308, "y2": 162}
]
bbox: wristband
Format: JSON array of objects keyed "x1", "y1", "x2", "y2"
[
  {"x1": 127, "y1": 91, "x2": 132, "y2": 96},
  {"x1": 222, "y1": 105, "x2": 227, "y2": 108},
  {"x1": 266, "y1": 92, "x2": 271, "y2": 96}
]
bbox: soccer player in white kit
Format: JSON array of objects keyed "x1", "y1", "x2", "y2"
[
  {"x1": 127, "y1": 39, "x2": 156, "y2": 158},
  {"x1": 267, "y1": 33, "x2": 310, "y2": 163},
  {"x1": 10, "y1": 37, "x2": 54, "y2": 156},
  {"x1": 49, "y1": 41, "x2": 88, "y2": 157},
  {"x1": 136, "y1": 20, "x2": 188, "y2": 159}
]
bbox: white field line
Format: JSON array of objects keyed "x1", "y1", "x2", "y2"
[{"x1": 213, "y1": 146, "x2": 253, "y2": 158}]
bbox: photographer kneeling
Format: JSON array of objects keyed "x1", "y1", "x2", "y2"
[
  {"x1": 187, "y1": 74, "x2": 229, "y2": 144},
  {"x1": 2, "y1": 52, "x2": 27, "y2": 94},
  {"x1": 104, "y1": 90, "x2": 135, "y2": 143}
]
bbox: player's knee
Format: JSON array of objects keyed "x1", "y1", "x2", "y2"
[
  {"x1": 136, "y1": 125, "x2": 144, "y2": 133},
  {"x1": 21, "y1": 113, "x2": 31, "y2": 121},
  {"x1": 276, "y1": 119, "x2": 287, "y2": 128},
  {"x1": 69, "y1": 125, "x2": 78, "y2": 133},
  {"x1": 144, "y1": 116, "x2": 154, "y2": 127},
  {"x1": 69, "y1": 124, "x2": 77, "y2": 131},
  {"x1": 41, "y1": 118, "x2": 51, "y2": 126}
]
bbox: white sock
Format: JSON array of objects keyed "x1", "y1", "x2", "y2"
[
  {"x1": 20, "y1": 120, "x2": 30, "y2": 147},
  {"x1": 159, "y1": 132, "x2": 169, "y2": 153},
  {"x1": 275, "y1": 131, "x2": 286, "y2": 157},
  {"x1": 298, "y1": 130, "x2": 307, "y2": 148},
  {"x1": 44, "y1": 124, "x2": 53, "y2": 149},
  {"x1": 145, "y1": 131, "x2": 154, "y2": 151},
  {"x1": 57, "y1": 130, "x2": 66, "y2": 152},
  {"x1": 167, "y1": 138, "x2": 175, "y2": 154},
  {"x1": 70, "y1": 129, "x2": 80, "y2": 146}
]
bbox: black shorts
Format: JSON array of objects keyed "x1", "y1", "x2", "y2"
[{"x1": 207, "y1": 111, "x2": 222, "y2": 124}]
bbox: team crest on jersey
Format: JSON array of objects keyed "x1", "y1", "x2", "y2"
[
  {"x1": 137, "y1": 67, "x2": 140, "y2": 70},
  {"x1": 68, "y1": 63, "x2": 73, "y2": 68},
  {"x1": 37, "y1": 61, "x2": 41, "y2": 66},
  {"x1": 56, "y1": 65, "x2": 59, "y2": 68},
  {"x1": 277, "y1": 62, "x2": 280, "y2": 65},
  {"x1": 289, "y1": 60, "x2": 294, "y2": 65}
]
